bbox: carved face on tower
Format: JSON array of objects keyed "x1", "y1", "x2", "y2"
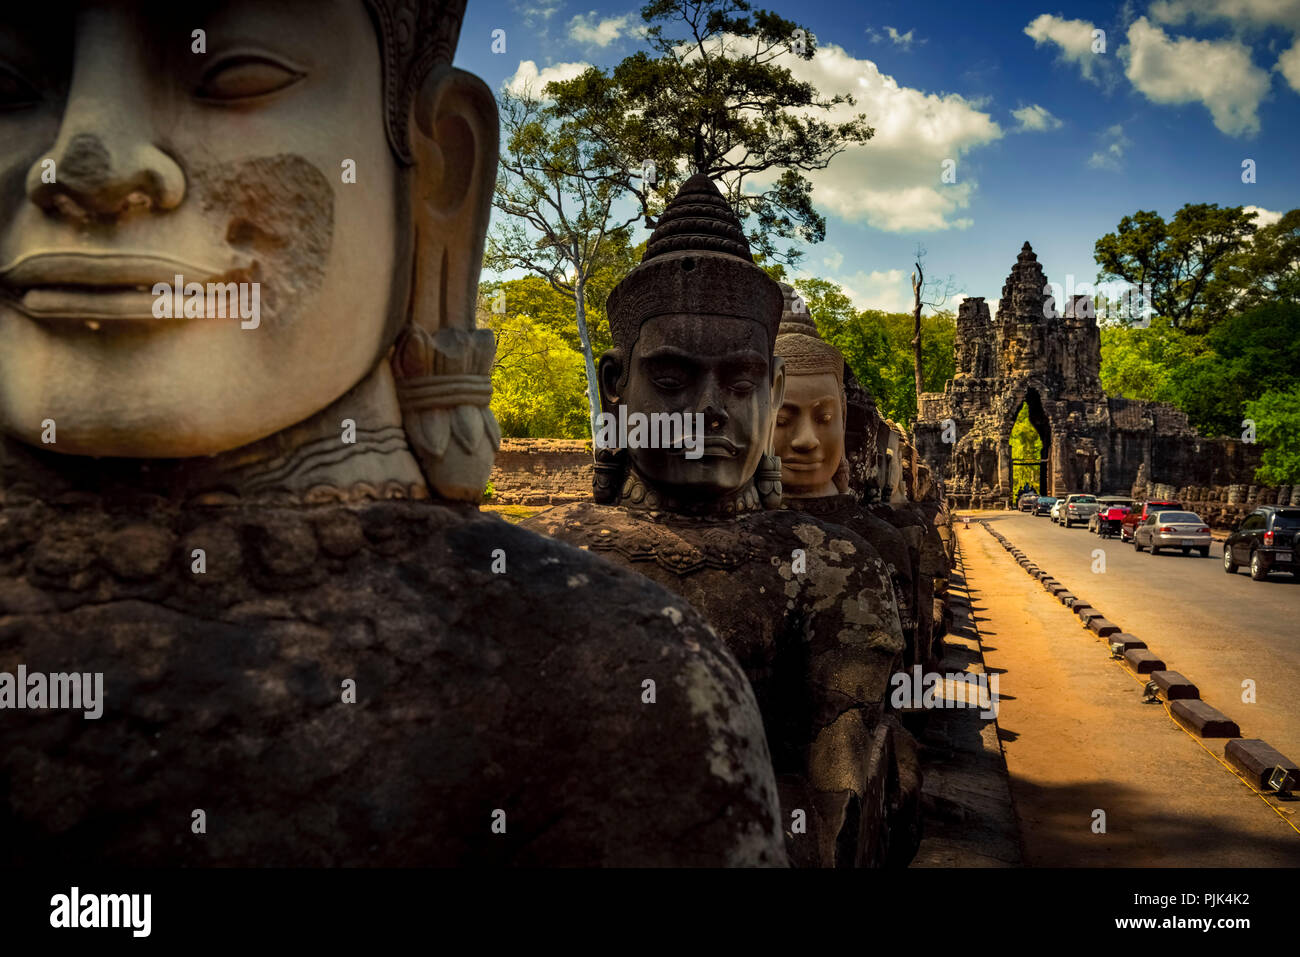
[
  {"x1": 0, "y1": 0, "x2": 493, "y2": 460},
  {"x1": 600, "y1": 175, "x2": 785, "y2": 500}
]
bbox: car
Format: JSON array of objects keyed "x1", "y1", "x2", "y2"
[
  {"x1": 1120, "y1": 499, "x2": 1182, "y2": 543},
  {"x1": 1018, "y1": 493, "x2": 1039, "y2": 512},
  {"x1": 1050, "y1": 499, "x2": 1065, "y2": 523},
  {"x1": 1223, "y1": 506, "x2": 1300, "y2": 581},
  {"x1": 1033, "y1": 496, "x2": 1058, "y2": 516},
  {"x1": 1057, "y1": 494, "x2": 1099, "y2": 528},
  {"x1": 1133, "y1": 510, "x2": 1211, "y2": 556},
  {"x1": 1087, "y1": 496, "x2": 1133, "y2": 534}
]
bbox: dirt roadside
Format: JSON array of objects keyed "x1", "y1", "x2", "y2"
[{"x1": 955, "y1": 519, "x2": 1300, "y2": 866}]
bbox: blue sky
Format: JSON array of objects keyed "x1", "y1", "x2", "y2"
[{"x1": 456, "y1": 0, "x2": 1300, "y2": 312}]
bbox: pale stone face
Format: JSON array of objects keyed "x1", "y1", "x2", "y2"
[
  {"x1": 774, "y1": 371, "x2": 843, "y2": 497},
  {"x1": 0, "y1": 0, "x2": 398, "y2": 456}
]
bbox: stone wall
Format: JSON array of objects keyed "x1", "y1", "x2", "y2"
[{"x1": 489, "y1": 439, "x2": 593, "y2": 506}]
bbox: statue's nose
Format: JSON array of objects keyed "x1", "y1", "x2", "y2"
[
  {"x1": 28, "y1": 130, "x2": 185, "y2": 222},
  {"x1": 24, "y1": 8, "x2": 185, "y2": 222}
]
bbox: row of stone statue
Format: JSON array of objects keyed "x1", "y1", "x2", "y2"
[
  {"x1": 0, "y1": 0, "x2": 949, "y2": 866},
  {"x1": 518, "y1": 174, "x2": 955, "y2": 866}
]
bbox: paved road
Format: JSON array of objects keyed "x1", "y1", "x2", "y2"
[{"x1": 971, "y1": 509, "x2": 1300, "y2": 762}]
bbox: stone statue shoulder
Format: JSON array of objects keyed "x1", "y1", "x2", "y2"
[{"x1": 0, "y1": 499, "x2": 784, "y2": 866}]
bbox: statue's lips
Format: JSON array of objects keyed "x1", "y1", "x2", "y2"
[
  {"x1": 0, "y1": 253, "x2": 236, "y2": 321},
  {"x1": 782, "y1": 460, "x2": 824, "y2": 471}
]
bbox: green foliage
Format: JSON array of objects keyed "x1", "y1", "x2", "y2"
[
  {"x1": 1010, "y1": 405, "x2": 1043, "y2": 492},
  {"x1": 483, "y1": 298, "x2": 591, "y2": 439},
  {"x1": 1094, "y1": 203, "x2": 1271, "y2": 330},
  {"x1": 1207, "y1": 208, "x2": 1300, "y2": 315},
  {"x1": 544, "y1": 0, "x2": 874, "y2": 266},
  {"x1": 1099, "y1": 316, "x2": 1203, "y2": 405},
  {"x1": 1100, "y1": 302, "x2": 1300, "y2": 441},
  {"x1": 793, "y1": 278, "x2": 954, "y2": 425},
  {"x1": 1243, "y1": 387, "x2": 1300, "y2": 485},
  {"x1": 482, "y1": 480, "x2": 496, "y2": 502}
]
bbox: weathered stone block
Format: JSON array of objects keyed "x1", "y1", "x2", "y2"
[
  {"x1": 1087, "y1": 617, "x2": 1119, "y2": 637},
  {"x1": 1148, "y1": 671, "x2": 1198, "y2": 700},
  {"x1": 1171, "y1": 700, "x2": 1240, "y2": 738},
  {"x1": 1124, "y1": 649, "x2": 1165, "y2": 673},
  {"x1": 1224, "y1": 739, "x2": 1299, "y2": 791}
]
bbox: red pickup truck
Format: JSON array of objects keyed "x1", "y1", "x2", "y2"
[{"x1": 1120, "y1": 500, "x2": 1182, "y2": 543}]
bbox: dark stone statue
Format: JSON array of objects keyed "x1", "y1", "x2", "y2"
[
  {"x1": 0, "y1": 0, "x2": 786, "y2": 866},
  {"x1": 523, "y1": 176, "x2": 909, "y2": 867}
]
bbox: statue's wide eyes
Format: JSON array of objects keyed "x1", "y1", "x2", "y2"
[
  {"x1": 196, "y1": 55, "x2": 304, "y2": 102},
  {"x1": 0, "y1": 65, "x2": 38, "y2": 110}
]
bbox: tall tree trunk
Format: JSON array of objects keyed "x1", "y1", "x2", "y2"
[
  {"x1": 573, "y1": 274, "x2": 602, "y2": 440},
  {"x1": 911, "y1": 262, "x2": 924, "y2": 408}
]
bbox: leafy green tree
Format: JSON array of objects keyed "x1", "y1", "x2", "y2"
[
  {"x1": 1205, "y1": 208, "x2": 1300, "y2": 315},
  {"x1": 1243, "y1": 387, "x2": 1300, "y2": 485},
  {"x1": 1098, "y1": 316, "x2": 1199, "y2": 404},
  {"x1": 483, "y1": 299, "x2": 590, "y2": 438},
  {"x1": 545, "y1": 0, "x2": 874, "y2": 266},
  {"x1": 793, "y1": 276, "x2": 954, "y2": 424},
  {"x1": 487, "y1": 84, "x2": 642, "y2": 433},
  {"x1": 1167, "y1": 301, "x2": 1300, "y2": 437},
  {"x1": 1094, "y1": 203, "x2": 1258, "y2": 329},
  {"x1": 1010, "y1": 405, "x2": 1043, "y2": 493}
]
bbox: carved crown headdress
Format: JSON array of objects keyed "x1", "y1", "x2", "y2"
[
  {"x1": 362, "y1": 0, "x2": 468, "y2": 166},
  {"x1": 606, "y1": 175, "x2": 784, "y2": 359}
]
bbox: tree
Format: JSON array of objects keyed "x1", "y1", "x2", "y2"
[
  {"x1": 1204, "y1": 208, "x2": 1300, "y2": 315},
  {"x1": 481, "y1": 289, "x2": 591, "y2": 438},
  {"x1": 909, "y1": 245, "x2": 958, "y2": 402},
  {"x1": 1094, "y1": 203, "x2": 1258, "y2": 329},
  {"x1": 1244, "y1": 387, "x2": 1300, "y2": 485},
  {"x1": 545, "y1": 0, "x2": 874, "y2": 266},
  {"x1": 487, "y1": 84, "x2": 642, "y2": 434},
  {"x1": 793, "y1": 275, "x2": 955, "y2": 425}
]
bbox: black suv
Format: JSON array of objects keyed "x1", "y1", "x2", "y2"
[{"x1": 1224, "y1": 506, "x2": 1300, "y2": 581}]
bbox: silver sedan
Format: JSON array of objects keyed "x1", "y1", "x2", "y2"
[{"x1": 1133, "y1": 510, "x2": 1212, "y2": 557}]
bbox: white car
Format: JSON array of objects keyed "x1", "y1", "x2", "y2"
[{"x1": 1133, "y1": 510, "x2": 1212, "y2": 557}]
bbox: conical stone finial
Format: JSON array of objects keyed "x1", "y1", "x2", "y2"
[{"x1": 643, "y1": 174, "x2": 753, "y2": 263}]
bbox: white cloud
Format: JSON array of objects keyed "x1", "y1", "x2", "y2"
[
  {"x1": 1122, "y1": 17, "x2": 1271, "y2": 135},
  {"x1": 1279, "y1": 40, "x2": 1300, "y2": 92},
  {"x1": 1148, "y1": 0, "x2": 1300, "y2": 29},
  {"x1": 1024, "y1": 14, "x2": 1105, "y2": 81},
  {"x1": 1244, "y1": 204, "x2": 1284, "y2": 228},
  {"x1": 568, "y1": 12, "x2": 635, "y2": 48},
  {"x1": 1087, "y1": 123, "x2": 1131, "y2": 170},
  {"x1": 1012, "y1": 104, "x2": 1063, "y2": 131},
  {"x1": 867, "y1": 26, "x2": 921, "y2": 50},
  {"x1": 823, "y1": 249, "x2": 845, "y2": 271},
  {"x1": 834, "y1": 268, "x2": 912, "y2": 312},
  {"x1": 504, "y1": 60, "x2": 592, "y2": 96},
  {"x1": 753, "y1": 42, "x2": 1001, "y2": 232}
]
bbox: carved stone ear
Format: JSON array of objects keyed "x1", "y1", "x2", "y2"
[
  {"x1": 391, "y1": 66, "x2": 501, "y2": 503},
  {"x1": 598, "y1": 350, "x2": 624, "y2": 415},
  {"x1": 769, "y1": 356, "x2": 787, "y2": 419}
]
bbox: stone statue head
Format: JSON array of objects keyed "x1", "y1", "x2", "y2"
[
  {"x1": 772, "y1": 285, "x2": 848, "y2": 498},
  {"x1": 598, "y1": 175, "x2": 785, "y2": 502},
  {"x1": 0, "y1": 0, "x2": 498, "y2": 499}
]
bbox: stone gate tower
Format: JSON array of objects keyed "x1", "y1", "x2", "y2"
[{"x1": 914, "y1": 243, "x2": 1259, "y2": 508}]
